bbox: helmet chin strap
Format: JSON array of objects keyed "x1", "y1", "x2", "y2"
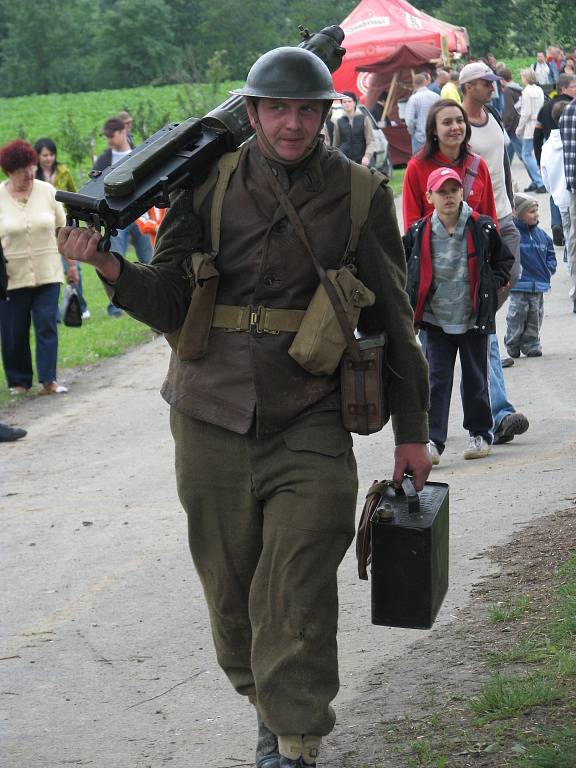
[{"x1": 248, "y1": 99, "x2": 331, "y2": 167}]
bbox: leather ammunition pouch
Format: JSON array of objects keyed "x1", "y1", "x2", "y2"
[{"x1": 341, "y1": 333, "x2": 389, "y2": 435}]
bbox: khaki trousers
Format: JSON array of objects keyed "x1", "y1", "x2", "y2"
[{"x1": 170, "y1": 408, "x2": 358, "y2": 737}]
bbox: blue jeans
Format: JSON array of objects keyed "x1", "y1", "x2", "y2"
[
  {"x1": 426, "y1": 326, "x2": 492, "y2": 452},
  {"x1": 488, "y1": 333, "x2": 515, "y2": 431},
  {"x1": 411, "y1": 136, "x2": 424, "y2": 155},
  {"x1": 550, "y1": 196, "x2": 562, "y2": 230},
  {"x1": 422, "y1": 327, "x2": 516, "y2": 433},
  {"x1": 521, "y1": 139, "x2": 543, "y2": 186},
  {"x1": 506, "y1": 133, "x2": 523, "y2": 164},
  {"x1": 110, "y1": 221, "x2": 153, "y2": 263},
  {"x1": 0, "y1": 283, "x2": 61, "y2": 388}
]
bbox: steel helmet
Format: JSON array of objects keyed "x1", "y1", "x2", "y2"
[{"x1": 230, "y1": 47, "x2": 345, "y2": 100}]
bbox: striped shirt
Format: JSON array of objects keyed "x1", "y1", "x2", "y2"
[
  {"x1": 405, "y1": 87, "x2": 440, "y2": 146},
  {"x1": 559, "y1": 100, "x2": 576, "y2": 191}
]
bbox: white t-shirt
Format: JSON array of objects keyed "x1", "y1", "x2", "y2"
[
  {"x1": 111, "y1": 148, "x2": 131, "y2": 166},
  {"x1": 469, "y1": 111, "x2": 512, "y2": 219}
]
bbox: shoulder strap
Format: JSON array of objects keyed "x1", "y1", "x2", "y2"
[
  {"x1": 348, "y1": 162, "x2": 386, "y2": 258},
  {"x1": 263, "y1": 161, "x2": 363, "y2": 363},
  {"x1": 462, "y1": 153, "x2": 481, "y2": 202},
  {"x1": 192, "y1": 149, "x2": 241, "y2": 257}
]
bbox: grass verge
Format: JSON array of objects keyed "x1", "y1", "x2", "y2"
[
  {"x1": 0, "y1": 250, "x2": 155, "y2": 409},
  {"x1": 365, "y1": 512, "x2": 576, "y2": 768}
]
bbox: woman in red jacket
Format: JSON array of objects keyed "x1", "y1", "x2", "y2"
[{"x1": 402, "y1": 99, "x2": 498, "y2": 232}]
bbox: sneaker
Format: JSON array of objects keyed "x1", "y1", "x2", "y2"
[
  {"x1": 507, "y1": 349, "x2": 520, "y2": 359},
  {"x1": 107, "y1": 304, "x2": 123, "y2": 318},
  {"x1": 9, "y1": 385, "x2": 29, "y2": 396},
  {"x1": 501, "y1": 356, "x2": 515, "y2": 368},
  {"x1": 535, "y1": 185, "x2": 547, "y2": 194},
  {"x1": 81, "y1": 309, "x2": 91, "y2": 320},
  {"x1": 39, "y1": 382, "x2": 68, "y2": 395},
  {"x1": 463, "y1": 436, "x2": 491, "y2": 460},
  {"x1": 0, "y1": 423, "x2": 27, "y2": 442},
  {"x1": 524, "y1": 183, "x2": 538, "y2": 192},
  {"x1": 428, "y1": 441, "x2": 440, "y2": 466},
  {"x1": 525, "y1": 349, "x2": 542, "y2": 357},
  {"x1": 493, "y1": 412, "x2": 529, "y2": 445}
]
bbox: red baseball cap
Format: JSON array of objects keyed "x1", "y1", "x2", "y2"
[{"x1": 427, "y1": 167, "x2": 463, "y2": 192}]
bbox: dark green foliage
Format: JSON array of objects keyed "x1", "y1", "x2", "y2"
[{"x1": 0, "y1": 0, "x2": 571, "y2": 98}]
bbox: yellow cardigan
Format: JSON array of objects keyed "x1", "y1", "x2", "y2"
[{"x1": 0, "y1": 179, "x2": 66, "y2": 290}]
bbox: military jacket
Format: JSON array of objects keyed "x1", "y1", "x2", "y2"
[{"x1": 104, "y1": 139, "x2": 429, "y2": 442}]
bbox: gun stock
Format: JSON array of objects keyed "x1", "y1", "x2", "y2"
[{"x1": 57, "y1": 25, "x2": 345, "y2": 250}]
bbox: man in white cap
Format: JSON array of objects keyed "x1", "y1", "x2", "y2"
[{"x1": 460, "y1": 61, "x2": 530, "y2": 446}]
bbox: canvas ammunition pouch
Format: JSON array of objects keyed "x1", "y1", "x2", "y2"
[
  {"x1": 165, "y1": 150, "x2": 241, "y2": 359},
  {"x1": 288, "y1": 266, "x2": 375, "y2": 375}
]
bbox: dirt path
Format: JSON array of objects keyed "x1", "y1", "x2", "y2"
[{"x1": 1, "y1": 166, "x2": 575, "y2": 767}]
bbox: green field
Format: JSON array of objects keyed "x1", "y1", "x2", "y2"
[
  {"x1": 0, "y1": 80, "x2": 241, "y2": 183},
  {"x1": 0, "y1": 56, "x2": 534, "y2": 181}
]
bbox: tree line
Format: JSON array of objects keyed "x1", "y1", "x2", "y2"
[{"x1": 0, "y1": 0, "x2": 574, "y2": 99}]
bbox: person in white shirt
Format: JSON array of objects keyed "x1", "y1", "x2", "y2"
[
  {"x1": 460, "y1": 61, "x2": 530, "y2": 446},
  {"x1": 541, "y1": 101, "x2": 575, "y2": 309},
  {"x1": 516, "y1": 69, "x2": 546, "y2": 192},
  {"x1": 532, "y1": 52, "x2": 553, "y2": 87},
  {"x1": 93, "y1": 118, "x2": 152, "y2": 316},
  {"x1": 405, "y1": 73, "x2": 440, "y2": 154}
]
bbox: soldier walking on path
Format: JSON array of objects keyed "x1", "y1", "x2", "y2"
[{"x1": 58, "y1": 46, "x2": 431, "y2": 767}]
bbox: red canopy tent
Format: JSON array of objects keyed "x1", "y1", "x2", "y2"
[
  {"x1": 333, "y1": 0, "x2": 468, "y2": 166},
  {"x1": 333, "y1": 0, "x2": 468, "y2": 96}
]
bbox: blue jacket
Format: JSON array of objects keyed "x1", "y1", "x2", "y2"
[{"x1": 512, "y1": 219, "x2": 556, "y2": 293}]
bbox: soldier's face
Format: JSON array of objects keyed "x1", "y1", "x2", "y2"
[{"x1": 249, "y1": 99, "x2": 325, "y2": 162}]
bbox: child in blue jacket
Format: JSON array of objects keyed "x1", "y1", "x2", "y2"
[{"x1": 505, "y1": 194, "x2": 557, "y2": 357}]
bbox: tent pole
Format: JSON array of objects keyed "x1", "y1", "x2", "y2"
[{"x1": 382, "y1": 72, "x2": 398, "y2": 122}]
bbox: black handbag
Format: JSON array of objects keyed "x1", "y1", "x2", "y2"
[{"x1": 61, "y1": 284, "x2": 83, "y2": 327}]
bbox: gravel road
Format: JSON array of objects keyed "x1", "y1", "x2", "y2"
[{"x1": 1, "y1": 163, "x2": 575, "y2": 768}]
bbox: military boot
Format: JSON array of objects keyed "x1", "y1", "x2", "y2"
[
  {"x1": 277, "y1": 735, "x2": 320, "y2": 767},
  {"x1": 256, "y1": 713, "x2": 280, "y2": 768}
]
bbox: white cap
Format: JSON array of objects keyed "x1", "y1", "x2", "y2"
[{"x1": 459, "y1": 62, "x2": 502, "y2": 85}]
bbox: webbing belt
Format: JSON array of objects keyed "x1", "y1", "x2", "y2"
[{"x1": 212, "y1": 304, "x2": 305, "y2": 334}]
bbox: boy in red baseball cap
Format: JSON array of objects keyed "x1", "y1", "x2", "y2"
[{"x1": 403, "y1": 167, "x2": 514, "y2": 463}]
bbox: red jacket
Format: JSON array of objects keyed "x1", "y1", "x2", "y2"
[
  {"x1": 402, "y1": 150, "x2": 498, "y2": 232},
  {"x1": 403, "y1": 209, "x2": 514, "y2": 332}
]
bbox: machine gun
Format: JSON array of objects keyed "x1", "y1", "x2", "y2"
[{"x1": 56, "y1": 25, "x2": 345, "y2": 250}]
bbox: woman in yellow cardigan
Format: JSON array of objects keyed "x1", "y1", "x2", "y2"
[
  {"x1": 34, "y1": 137, "x2": 90, "y2": 319},
  {"x1": 0, "y1": 140, "x2": 76, "y2": 395}
]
